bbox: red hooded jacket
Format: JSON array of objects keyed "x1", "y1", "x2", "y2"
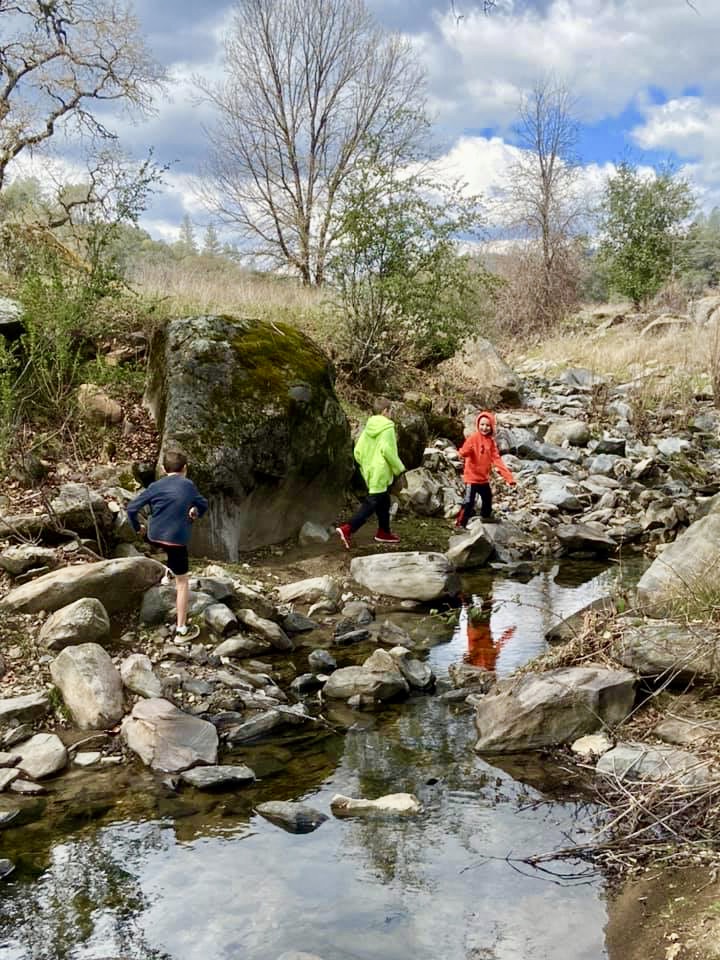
[{"x1": 458, "y1": 410, "x2": 516, "y2": 485}]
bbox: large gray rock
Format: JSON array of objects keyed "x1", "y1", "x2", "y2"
[
  {"x1": 0, "y1": 692, "x2": 50, "y2": 724},
  {"x1": 49, "y1": 483, "x2": 114, "y2": 535},
  {"x1": 398, "y1": 468, "x2": 443, "y2": 516},
  {"x1": 350, "y1": 552, "x2": 460, "y2": 601},
  {"x1": 120, "y1": 654, "x2": 163, "y2": 698},
  {"x1": 438, "y1": 337, "x2": 524, "y2": 406},
  {"x1": 15, "y1": 733, "x2": 68, "y2": 779},
  {"x1": 121, "y1": 698, "x2": 218, "y2": 772},
  {"x1": 544, "y1": 419, "x2": 591, "y2": 447},
  {"x1": 446, "y1": 526, "x2": 494, "y2": 570},
  {"x1": 474, "y1": 666, "x2": 636, "y2": 754},
  {"x1": 0, "y1": 557, "x2": 163, "y2": 614},
  {"x1": 276, "y1": 576, "x2": 341, "y2": 606},
  {"x1": 636, "y1": 511, "x2": 720, "y2": 616},
  {"x1": 596, "y1": 742, "x2": 714, "y2": 787},
  {"x1": 535, "y1": 474, "x2": 586, "y2": 511},
  {"x1": 50, "y1": 643, "x2": 125, "y2": 730},
  {"x1": 237, "y1": 609, "x2": 292, "y2": 651},
  {"x1": 144, "y1": 315, "x2": 352, "y2": 558},
  {"x1": 615, "y1": 620, "x2": 720, "y2": 684},
  {"x1": 323, "y1": 649, "x2": 409, "y2": 702},
  {"x1": 39, "y1": 597, "x2": 111, "y2": 651},
  {"x1": 0, "y1": 545, "x2": 58, "y2": 577},
  {"x1": 555, "y1": 523, "x2": 616, "y2": 554},
  {"x1": 255, "y1": 800, "x2": 328, "y2": 834},
  {"x1": 180, "y1": 765, "x2": 255, "y2": 790}
]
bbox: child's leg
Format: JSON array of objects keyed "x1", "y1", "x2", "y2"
[
  {"x1": 374, "y1": 491, "x2": 392, "y2": 533},
  {"x1": 478, "y1": 482, "x2": 493, "y2": 518},
  {"x1": 175, "y1": 574, "x2": 190, "y2": 628},
  {"x1": 348, "y1": 495, "x2": 377, "y2": 533},
  {"x1": 460, "y1": 484, "x2": 479, "y2": 525}
]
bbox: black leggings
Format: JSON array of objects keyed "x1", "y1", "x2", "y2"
[
  {"x1": 349, "y1": 490, "x2": 391, "y2": 534},
  {"x1": 462, "y1": 482, "x2": 492, "y2": 521}
]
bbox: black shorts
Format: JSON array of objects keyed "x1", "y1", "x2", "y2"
[{"x1": 151, "y1": 541, "x2": 189, "y2": 576}]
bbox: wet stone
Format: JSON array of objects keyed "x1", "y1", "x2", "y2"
[
  {"x1": 0, "y1": 809, "x2": 19, "y2": 828},
  {"x1": 282, "y1": 612, "x2": 320, "y2": 634},
  {"x1": 255, "y1": 800, "x2": 328, "y2": 834},
  {"x1": 290, "y1": 673, "x2": 324, "y2": 696},
  {"x1": 10, "y1": 780, "x2": 45, "y2": 795},
  {"x1": 308, "y1": 649, "x2": 337, "y2": 673},
  {"x1": 0, "y1": 859, "x2": 15, "y2": 880},
  {"x1": 0, "y1": 769, "x2": 20, "y2": 792},
  {"x1": 180, "y1": 764, "x2": 256, "y2": 790}
]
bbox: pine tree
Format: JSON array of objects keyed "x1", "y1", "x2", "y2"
[{"x1": 202, "y1": 223, "x2": 222, "y2": 257}]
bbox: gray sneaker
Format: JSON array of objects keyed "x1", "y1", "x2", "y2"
[{"x1": 174, "y1": 624, "x2": 200, "y2": 642}]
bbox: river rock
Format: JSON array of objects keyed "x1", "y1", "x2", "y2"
[
  {"x1": 0, "y1": 769, "x2": 19, "y2": 791},
  {"x1": 308, "y1": 649, "x2": 336, "y2": 673},
  {"x1": 50, "y1": 644, "x2": 125, "y2": 729},
  {"x1": 15, "y1": 733, "x2": 68, "y2": 779},
  {"x1": 544, "y1": 419, "x2": 591, "y2": 447},
  {"x1": 0, "y1": 557, "x2": 164, "y2": 614},
  {"x1": 330, "y1": 792, "x2": 421, "y2": 817},
  {"x1": 0, "y1": 545, "x2": 58, "y2": 577},
  {"x1": 121, "y1": 698, "x2": 218, "y2": 771},
  {"x1": 39, "y1": 597, "x2": 111, "y2": 651},
  {"x1": 446, "y1": 525, "x2": 494, "y2": 570},
  {"x1": 447, "y1": 662, "x2": 494, "y2": 691},
  {"x1": 144, "y1": 315, "x2": 352, "y2": 557},
  {"x1": 0, "y1": 693, "x2": 50, "y2": 724},
  {"x1": 596, "y1": 742, "x2": 714, "y2": 787},
  {"x1": 180, "y1": 764, "x2": 256, "y2": 790},
  {"x1": 276, "y1": 576, "x2": 342, "y2": 605},
  {"x1": 636, "y1": 510, "x2": 720, "y2": 616},
  {"x1": 439, "y1": 337, "x2": 524, "y2": 406},
  {"x1": 255, "y1": 800, "x2": 328, "y2": 833},
  {"x1": 0, "y1": 859, "x2": 15, "y2": 879},
  {"x1": 534, "y1": 474, "x2": 586, "y2": 511},
  {"x1": 237, "y1": 609, "x2": 292, "y2": 651},
  {"x1": 555, "y1": 523, "x2": 616, "y2": 554},
  {"x1": 614, "y1": 619, "x2": 720, "y2": 684},
  {"x1": 399, "y1": 468, "x2": 443, "y2": 516},
  {"x1": 571, "y1": 732, "x2": 613, "y2": 758},
  {"x1": 203, "y1": 603, "x2": 239, "y2": 636},
  {"x1": 214, "y1": 636, "x2": 272, "y2": 658},
  {"x1": 545, "y1": 595, "x2": 616, "y2": 642},
  {"x1": 121, "y1": 654, "x2": 163, "y2": 698},
  {"x1": 474, "y1": 666, "x2": 636, "y2": 754},
  {"x1": 350, "y1": 552, "x2": 459, "y2": 601},
  {"x1": 323, "y1": 647, "x2": 409, "y2": 703},
  {"x1": 388, "y1": 646, "x2": 435, "y2": 691}
]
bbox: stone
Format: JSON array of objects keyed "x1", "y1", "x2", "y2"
[
  {"x1": 447, "y1": 662, "x2": 494, "y2": 691},
  {"x1": 121, "y1": 654, "x2": 163, "y2": 698},
  {"x1": 545, "y1": 595, "x2": 616, "y2": 642},
  {"x1": 438, "y1": 337, "x2": 524, "y2": 406},
  {"x1": 0, "y1": 859, "x2": 15, "y2": 879},
  {"x1": 77, "y1": 383, "x2": 123, "y2": 424},
  {"x1": 544, "y1": 419, "x2": 591, "y2": 447},
  {"x1": 323, "y1": 652, "x2": 409, "y2": 702},
  {"x1": 298, "y1": 521, "x2": 330, "y2": 545},
  {"x1": 276, "y1": 576, "x2": 341, "y2": 605},
  {"x1": 15, "y1": 733, "x2": 68, "y2": 779},
  {"x1": 0, "y1": 557, "x2": 163, "y2": 614},
  {"x1": 0, "y1": 769, "x2": 19, "y2": 792},
  {"x1": 308, "y1": 649, "x2": 336, "y2": 673},
  {"x1": 39, "y1": 597, "x2": 111, "y2": 651},
  {"x1": 571, "y1": 733, "x2": 613, "y2": 758},
  {"x1": 214, "y1": 636, "x2": 272, "y2": 658},
  {"x1": 203, "y1": 603, "x2": 239, "y2": 636},
  {"x1": 180, "y1": 765, "x2": 256, "y2": 790},
  {"x1": 50, "y1": 643, "x2": 125, "y2": 729},
  {"x1": 330, "y1": 792, "x2": 421, "y2": 817},
  {"x1": 73, "y1": 752, "x2": 102, "y2": 767},
  {"x1": 555, "y1": 523, "x2": 616, "y2": 554},
  {"x1": 0, "y1": 693, "x2": 50, "y2": 724},
  {"x1": 474, "y1": 666, "x2": 636, "y2": 754},
  {"x1": 614, "y1": 619, "x2": 720, "y2": 684},
  {"x1": 398, "y1": 467, "x2": 443, "y2": 516},
  {"x1": 653, "y1": 716, "x2": 720, "y2": 747},
  {"x1": 446, "y1": 525, "x2": 494, "y2": 570},
  {"x1": 144, "y1": 315, "x2": 352, "y2": 557},
  {"x1": 0, "y1": 545, "x2": 57, "y2": 577},
  {"x1": 534, "y1": 474, "x2": 586, "y2": 511},
  {"x1": 255, "y1": 800, "x2": 328, "y2": 833},
  {"x1": 388, "y1": 646, "x2": 435, "y2": 690},
  {"x1": 282, "y1": 612, "x2": 319, "y2": 633},
  {"x1": 121, "y1": 698, "x2": 218, "y2": 772},
  {"x1": 350, "y1": 552, "x2": 460, "y2": 601},
  {"x1": 596, "y1": 742, "x2": 714, "y2": 787},
  {"x1": 49, "y1": 483, "x2": 114, "y2": 535},
  {"x1": 290, "y1": 673, "x2": 324, "y2": 695},
  {"x1": 237, "y1": 609, "x2": 293, "y2": 651}
]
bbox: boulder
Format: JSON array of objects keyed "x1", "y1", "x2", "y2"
[
  {"x1": 0, "y1": 557, "x2": 163, "y2": 614},
  {"x1": 237, "y1": 609, "x2": 292, "y2": 651},
  {"x1": 203, "y1": 603, "x2": 239, "y2": 636},
  {"x1": 39, "y1": 597, "x2": 111, "y2": 651},
  {"x1": 544, "y1": 419, "x2": 591, "y2": 447},
  {"x1": 323, "y1": 648, "x2": 409, "y2": 703},
  {"x1": 121, "y1": 698, "x2": 218, "y2": 772},
  {"x1": 77, "y1": 384, "x2": 123, "y2": 424},
  {"x1": 180, "y1": 765, "x2": 256, "y2": 790},
  {"x1": 144, "y1": 315, "x2": 352, "y2": 557},
  {"x1": 0, "y1": 545, "x2": 57, "y2": 577},
  {"x1": 120, "y1": 654, "x2": 163, "y2": 698},
  {"x1": 350, "y1": 552, "x2": 460, "y2": 601},
  {"x1": 50, "y1": 644, "x2": 125, "y2": 729},
  {"x1": 438, "y1": 337, "x2": 524, "y2": 406},
  {"x1": 0, "y1": 693, "x2": 50, "y2": 724},
  {"x1": 398, "y1": 467, "x2": 443, "y2": 516},
  {"x1": 596, "y1": 742, "x2": 714, "y2": 787},
  {"x1": 49, "y1": 483, "x2": 114, "y2": 535},
  {"x1": 474, "y1": 666, "x2": 636, "y2": 754},
  {"x1": 276, "y1": 576, "x2": 341, "y2": 606},
  {"x1": 15, "y1": 733, "x2": 68, "y2": 779},
  {"x1": 555, "y1": 523, "x2": 616, "y2": 555},
  {"x1": 388, "y1": 646, "x2": 435, "y2": 691},
  {"x1": 534, "y1": 475, "x2": 586, "y2": 511},
  {"x1": 614, "y1": 619, "x2": 720, "y2": 684},
  {"x1": 446, "y1": 526, "x2": 494, "y2": 570}
]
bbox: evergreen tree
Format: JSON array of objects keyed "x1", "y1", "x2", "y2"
[
  {"x1": 202, "y1": 223, "x2": 222, "y2": 257},
  {"x1": 176, "y1": 214, "x2": 197, "y2": 256}
]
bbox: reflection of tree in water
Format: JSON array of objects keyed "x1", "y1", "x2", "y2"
[{"x1": 0, "y1": 820, "x2": 174, "y2": 960}]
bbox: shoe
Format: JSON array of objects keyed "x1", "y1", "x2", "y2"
[
  {"x1": 454, "y1": 507, "x2": 466, "y2": 529},
  {"x1": 174, "y1": 624, "x2": 200, "y2": 642},
  {"x1": 374, "y1": 530, "x2": 400, "y2": 543},
  {"x1": 161, "y1": 568, "x2": 174, "y2": 586},
  {"x1": 481, "y1": 515, "x2": 498, "y2": 524},
  {"x1": 336, "y1": 524, "x2": 352, "y2": 550}
]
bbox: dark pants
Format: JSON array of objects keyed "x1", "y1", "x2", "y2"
[
  {"x1": 460, "y1": 483, "x2": 492, "y2": 524},
  {"x1": 349, "y1": 490, "x2": 391, "y2": 534}
]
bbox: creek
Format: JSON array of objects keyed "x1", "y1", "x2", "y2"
[{"x1": 0, "y1": 557, "x2": 647, "y2": 960}]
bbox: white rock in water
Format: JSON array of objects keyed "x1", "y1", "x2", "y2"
[{"x1": 330, "y1": 792, "x2": 421, "y2": 817}]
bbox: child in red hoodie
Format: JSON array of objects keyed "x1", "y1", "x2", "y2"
[{"x1": 456, "y1": 410, "x2": 515, "y2": 527}]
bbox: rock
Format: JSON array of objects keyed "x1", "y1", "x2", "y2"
[
  {"x1": 688, "y1": 294, "x2": 720, "y2": 326},
  {"x1": 39, "y1": 597, "x2": 111, "y2": 651},
  {"x1": 388, "y1": 646, "x2": 435, "y2": 690},
  {"x1": 0, "y1": 809, "x2": 20, "y2": 827},
  {"x1": 350, "y1": 552, "x2": 460, "y2": 601},
  {"x1": 323, "y1": 651, "x2": 409, "y2": 702},
  {"x1": 596, "y1": 742, "x2": 714, "y2": 786},
  {"x1": 0, "y1": 545, "x2": 57, "y2": 577},
  {"x1": 237, "y1": 609, "x2": 293, "y2": 651},
  {"x1": 656, "y1": 437, "x2": 691, "y2": 457},
  {"x1": 73, "y1": 751, "x2": 102, "y2": 767},
  {"x1": 77, "y1": 383, "x2": 123, "y2": 424},
  {"x1": 203, "y1": 603, "x2": 239, "y2": 636},
  {"x1": 0, "y1": 295, "x2": 23, "y2": 340},
  {"x1": 15, "y1": 733, "x2": 68, "y2": 779},
  {"x1": 290, "y1": 673, "x2": 324, "y2": 695},
  {"x1": 50, "y1": 644, "x2": 125, "y2": 729},
  {"x1": 535, "y1": 474, "x2": 586, "y2": 511},
  {"x1": 121, "y1": 698, "x2": 218, "y2": 772},
  {"x1": 446, "y1": 525, "x2": 494, "y2": 570},
  {"x1": 438, "y1": 337, "x2": 524, "y2": 406},
  {"x1": 225, "y1": 706, "x2": 307, "y2": 743},
  {"x1": 121, "y1": 654, "x2": 163, "y2": 698},
  {"x1": 545, "y1": 595, "x2": 616, "y2": 642},
  {"x1": 0, "y1": 769, "x2": 20, "y2": 791},
  {"x1": 255, "y1": 800, "x2": 328, "y2": 833},
  {"x1": 330, "y1": 792, "x2": 421, "y2": 817},
  {"x1": 614, "y1": 619, "x2": 720, "y2": 684},
  {"x1": 636, "y1": 511, "x2": 720, "y2": 616},
  {"x1": 0, "y1": 859, "x2": 15, "y2": 880},
  {"x1": 559, "y1": 367, "x2": 606, "y2": 390},
  {"x1": 308, "y1": 649, "x2": 336, "y2": 673},
  {"x1": 180, "y1": 765, "x2": 256, "y2": 790},
  {"x1": 298, "y1": 521, "x2": 330, "y2": 545},
  {"x1": 0, "y1": 692, "x2": 50, "y2": 724},
  {"x1": 544, "y1": 419, "x2": 591, "y2": 447},
  {"x1": 474, "y1": 666, "x2": 636, "y2": 754},
  {"x1": 282, "y1": 612, "x2": 319, "y2": 633},
  {"x1": 447, "y1": 662, "x2": 494, "y2": 691},
  {"x1": 0, "y1": 557, "x2": 163, "y2": 614},
  {"x1": 398, "y1": 467, "x2": 443, "y2": 516},
  {"x1": 144, "y1": 315, "x2": 352, "y2": 557},
  {"x1": 555, "y1": 523, "x2": 616, "y2": 554},
  {"x1": 276, "y1": 953, "x2": 326, "y2": 960},
  {"x1": 214, "y1": 635, "x2": 272, "y2": 658},
  {"x1": 653, "y1": 716, "x2": 720, "y2": 747},
  {"x1": 571, "y1": 733, "x2": 613, "y2": 759},
  {"x1": 49, "y1": 483, "x2": 113, "y2": 535},
  {"x1": 276, "y1": 576, "x2": 341, "y2": 605}
]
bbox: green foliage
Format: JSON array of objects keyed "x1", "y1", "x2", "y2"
[
  {"x1": 680, "y1": 207, "x2": 720, "y2": 294},
  {"x1": 598, "y1": 161, "x2": 695, "y2": 308},
  {"x1": 327, "y1": 155, "x2": 490, "y2": 378}
]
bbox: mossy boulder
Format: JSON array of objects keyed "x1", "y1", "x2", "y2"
[{"x1": 145, "y1": 315, "x2": 352, "y2": 558}]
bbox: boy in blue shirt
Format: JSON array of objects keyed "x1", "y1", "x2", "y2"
[{"x1": 127, "y1": 451, "x2": 208, "y2": 640}]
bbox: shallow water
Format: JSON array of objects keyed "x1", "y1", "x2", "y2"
[{"x1": 0, "y1": 558, "x2": 645, "y2": 960}]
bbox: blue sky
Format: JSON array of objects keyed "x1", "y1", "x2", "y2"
[{"x1": 11, "y1": 0, "x2": 720, "y2": 241}]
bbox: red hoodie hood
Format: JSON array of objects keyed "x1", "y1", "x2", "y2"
[{"x1": 475, "y1": 410, "x2": 496, "y2": 435}]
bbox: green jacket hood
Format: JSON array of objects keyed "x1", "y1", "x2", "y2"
[{"x1": 363, "y1": 414, "x2": 395, "y2": 438}]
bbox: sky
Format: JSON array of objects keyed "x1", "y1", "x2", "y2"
[{"x1": 9, "y1": 0, "x2": 720, "y2": 244}]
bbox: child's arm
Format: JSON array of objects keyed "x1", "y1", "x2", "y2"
[
  {"x1": 188, "y1": 487, "x2": 208, "y2": 521},
  {"x1": 457, "y1": 433, "x2": 474, "y2": 459},
  {"x1": 492, "y1": 446, "x2": 516, "y2": 485},
  {"x1": 126, "y1": 488, "x2": 153, "y2": 533},
  {"x1": 381, "y1": 431, "x2": 405, "y2": 477}
]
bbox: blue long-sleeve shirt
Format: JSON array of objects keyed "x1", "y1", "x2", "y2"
[{"x1": 127, "y1": 474, "x2": 208, "y2": 546}]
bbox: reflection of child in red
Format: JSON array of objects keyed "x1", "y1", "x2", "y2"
[{"x1": 464, "y1": 619, "x2": 516, "y2": 671}]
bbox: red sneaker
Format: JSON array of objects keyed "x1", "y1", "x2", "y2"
[
  {"x1": 374, "y1": 530, "x2": 400, "y2": 543},
  {"x1": 454, "y1": 507, "x2": 466, "y2": 528},
  {"x1": 336, "y1": 524, "x2": 352, "y2": 550}
]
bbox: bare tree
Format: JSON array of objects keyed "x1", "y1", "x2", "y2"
[
  {"x1": 0, "y1": 0, "x2": 165, "y2": 191},
  {"x1": 197, "y1": 0, "x2": 425, "y2": 286},
  {"x1": 505, "y1": 77, "x2": 586, "y2": 329}
]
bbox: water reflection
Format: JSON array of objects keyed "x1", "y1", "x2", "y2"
[{"x1": 0, "y1": 558, "x2": 645, "y2": 960}]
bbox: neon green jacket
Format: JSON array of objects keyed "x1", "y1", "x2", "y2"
[{"x1": 354, "y1": 415, "x2": 406, "y2": 494}]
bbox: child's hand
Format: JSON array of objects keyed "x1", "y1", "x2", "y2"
[
  {"x1": 138, "y1": 523, "x2": 147, "y2": 537},
  {"x1": 188, "y1": 507, "x2": 199, "y2": 521}
]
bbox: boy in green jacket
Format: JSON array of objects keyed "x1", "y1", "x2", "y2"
[{"x1": 336, "y1": 401, "x2": 405, "y2": 550}]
